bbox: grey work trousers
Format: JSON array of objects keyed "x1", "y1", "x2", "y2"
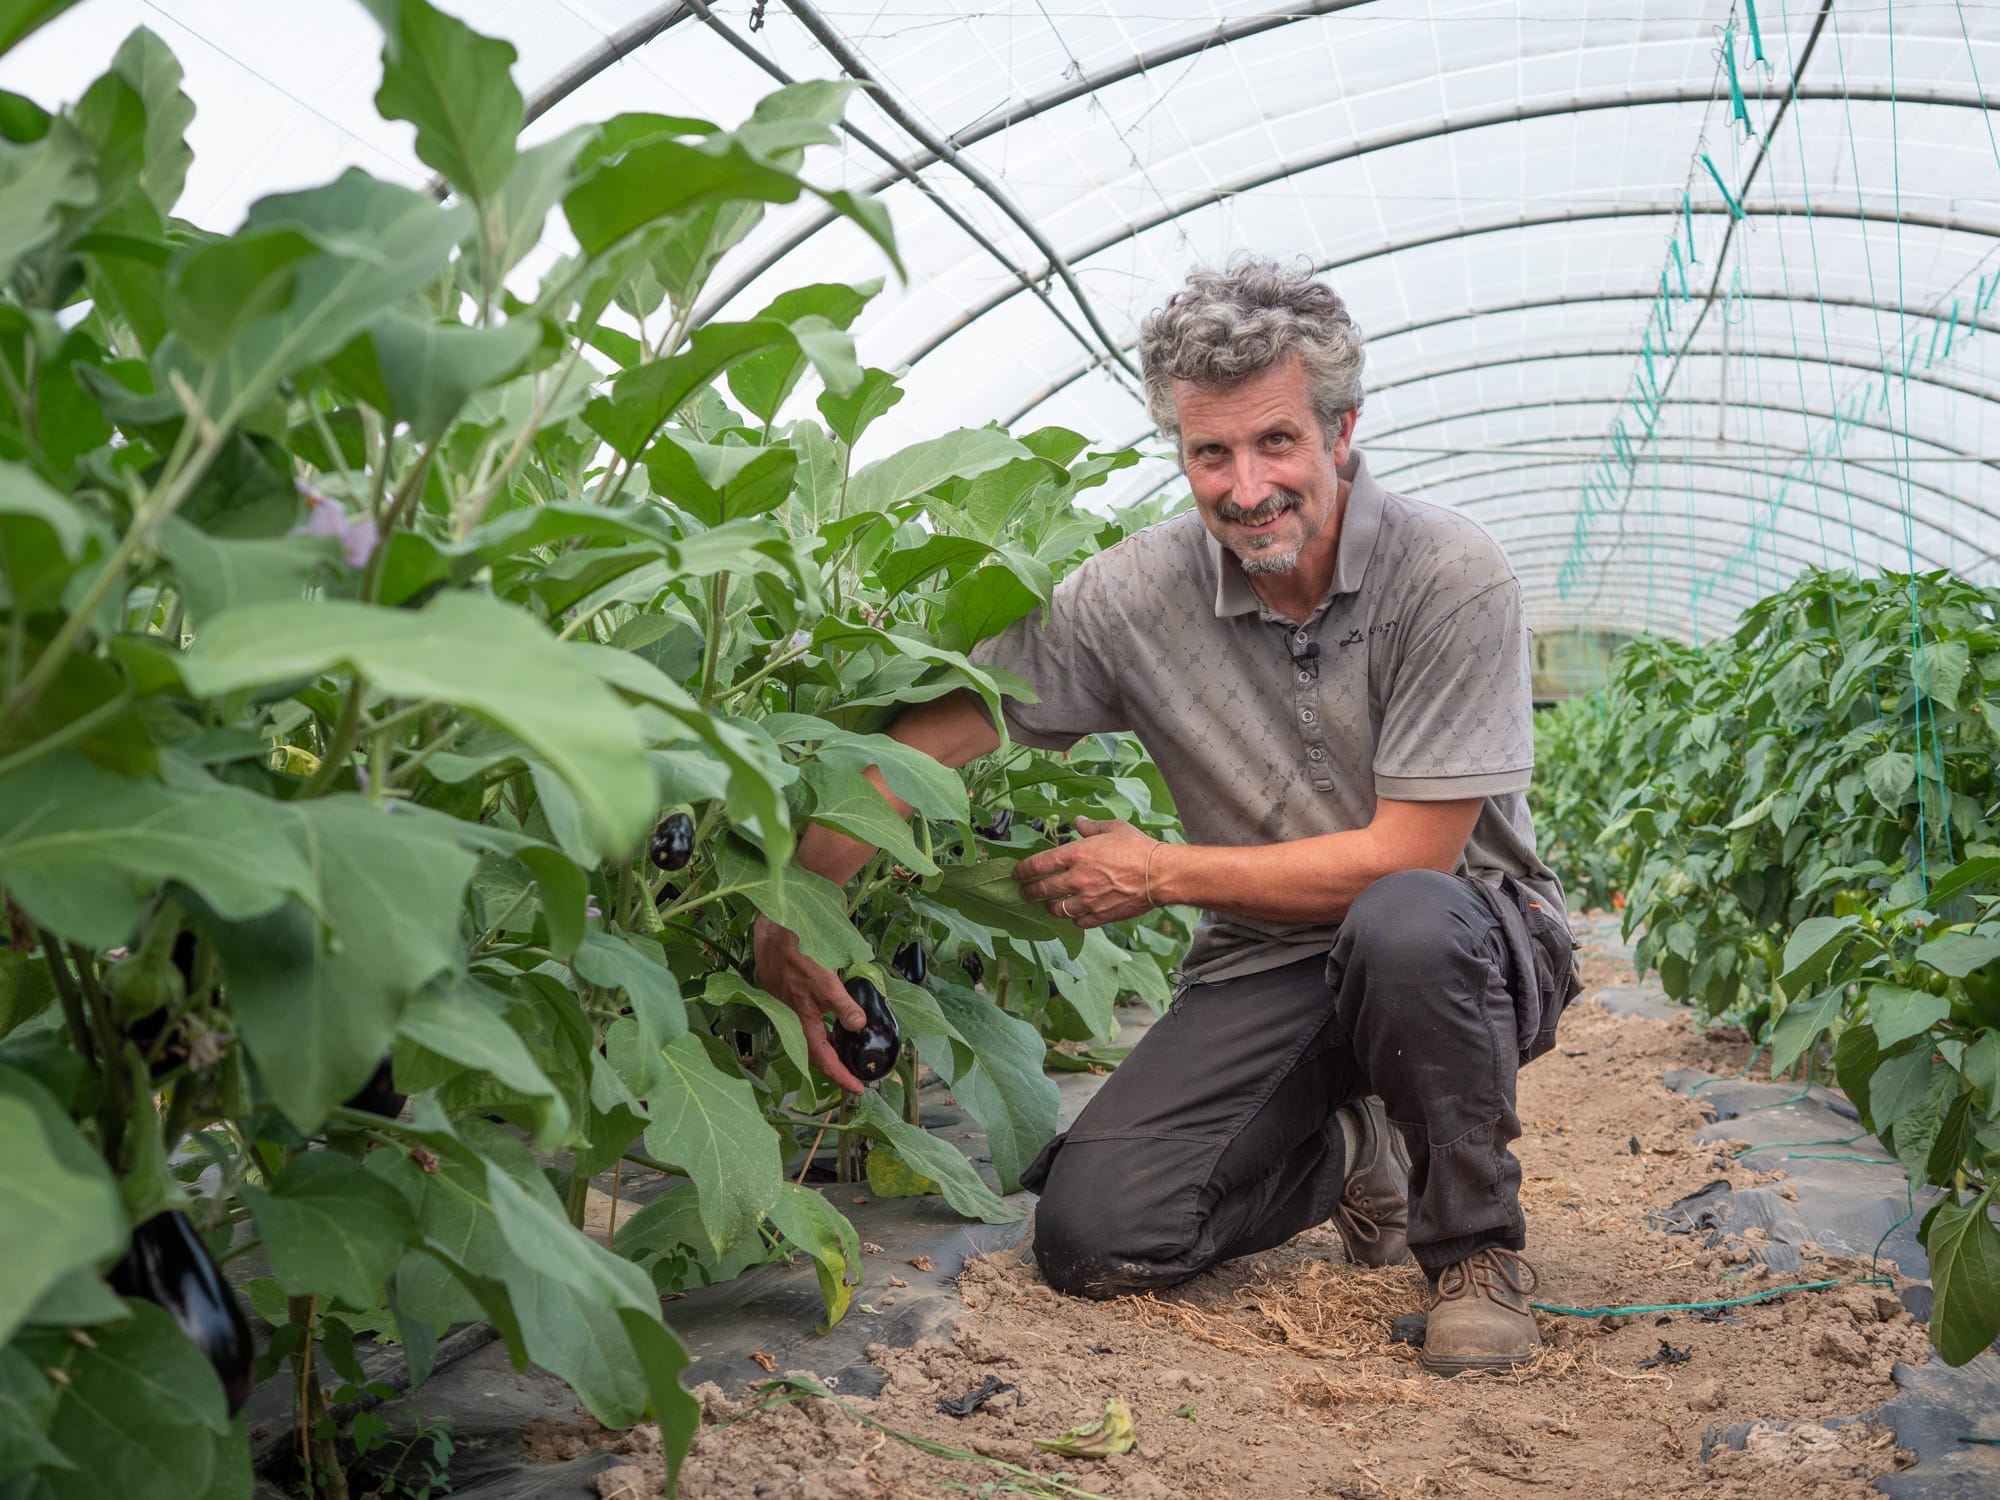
[{"x1": 1021, "y1": 868, "x2": 1576, "y2": 1294}]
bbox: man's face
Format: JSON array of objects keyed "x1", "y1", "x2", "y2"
[{"x1": 1174, "y1": 359, "x2": 1354, "y2": 577}]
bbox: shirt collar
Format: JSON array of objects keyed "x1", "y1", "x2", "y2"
[{"x1": 1208, "y1": 447, "x2": 1386, "y2": 619}]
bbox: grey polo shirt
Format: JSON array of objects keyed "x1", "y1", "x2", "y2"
[{"x1": 968, "y1": 448, "x2": 1567, "y2": 982}]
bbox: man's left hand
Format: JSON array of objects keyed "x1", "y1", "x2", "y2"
[{"x1": 1013, "y1": 816, "x2": 1159, "y2": 928}]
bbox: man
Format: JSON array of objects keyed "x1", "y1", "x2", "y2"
[{"x1": 753, "y1": 255, "x2": 1578, "y2": 1376}]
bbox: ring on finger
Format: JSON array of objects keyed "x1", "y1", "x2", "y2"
[{"x1": 1057, "y1": 896, "x2": 1073, "y2": 919}]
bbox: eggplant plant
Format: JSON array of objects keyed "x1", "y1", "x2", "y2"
[
  {"x1": 0, "y1": 3, "x2": 1188, "y2": 1495},
  {"x1": 1533, "y1": 568, "x2": 2000, "y2": 1366}
]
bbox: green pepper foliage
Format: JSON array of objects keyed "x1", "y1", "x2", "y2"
[{"x1": 1533, "y1": 568, "x2": 2000, "y2": 1365}]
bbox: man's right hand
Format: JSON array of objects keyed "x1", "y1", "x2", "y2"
[{"x1": 751, "y1": 912, "x2": 872, "y2": 1094}]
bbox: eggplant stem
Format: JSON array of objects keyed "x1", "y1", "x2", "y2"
[
  {"x1": 795, "y1": 1110, "x2": 835, "y2": 1186},
  {"x1": 39, "y1": 937, "x2": 95, "y2": 1067},
  {"x1": 604, "y1": 1160, "x2": 626, "y2": 1252}
]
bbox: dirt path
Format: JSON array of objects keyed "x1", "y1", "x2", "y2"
[{"x1": 559, "y1": 919, "x2": 1931, "y2": 1499}]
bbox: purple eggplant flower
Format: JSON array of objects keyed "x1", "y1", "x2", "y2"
[{"x1": 293, "y1": 491, "x2": 382, "y2": 569}]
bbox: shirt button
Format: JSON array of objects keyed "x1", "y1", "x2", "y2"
[
  {"x1": 1297, "y1": 670, "x2": 1312, "y2": 684},
  {"x1": 1294, "y1": 630, "x2": 1308, "y2": 645},
  {"x1": 1308, "y1": 747, "x2": 1325, "y2": 762},
  {"x1": 1301, "y1": 709, "x2": 1317, "y2": 724}
]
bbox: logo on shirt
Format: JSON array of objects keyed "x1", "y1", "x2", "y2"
[{"x1": 1339, "y1": 620, "x2": 1398, "y2": 648}]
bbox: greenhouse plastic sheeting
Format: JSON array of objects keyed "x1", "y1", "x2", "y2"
[{"x1": 11, "y1": 0, "x2": 2000, "y2": 639}]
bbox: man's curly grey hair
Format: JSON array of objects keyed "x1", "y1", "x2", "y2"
[{"x1": 1138, "y1": 255, "x2": 1366, "y2": 443}]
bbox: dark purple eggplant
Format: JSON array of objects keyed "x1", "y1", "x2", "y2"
[
  {"x1": 834, "y1": 977, "x2": 901, "y2": 1083},
  {"x1": 960, "y1": 950, "x2": 985, "y2": 985},
  {"x1": 111, "y1": 1209, "x2": 255, "y2": 1415},
  {"x1": 649, "y1": 812, "x2": 696, "y2": 872},
  {"x1": 975, "y1": 808, "x2": 1012, "y2": 841},
  {"x1": 341, "y1": 1053, "x2": 405, "y2": 1119},
  {"x1": 892, "y1": 941, "x2": 928, "y2": 986},
  {"x1": 653, "y1": 880, "x2": 682, "y2": 909}
]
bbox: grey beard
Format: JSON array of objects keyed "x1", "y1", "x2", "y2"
[
  {"x1": 1239, "y1": 542, "x2": 1306, "y2": 575},
  {"x1": 1220, "y1": 487, "x2": 1307, "y2": 573}
]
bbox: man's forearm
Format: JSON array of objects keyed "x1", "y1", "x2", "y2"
[
  {"x1": 1146, "y1": 800, "x2": 1482, "y2": 924},
  {"x1": 789, "y1": 688, "x2": 1003, "y2": 888}
]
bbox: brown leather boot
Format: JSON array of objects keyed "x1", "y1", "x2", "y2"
[
  {"x1": 1421, "y1": 1246, "x2": 1542, "y2": 1376},
  {"x1": 1331, "y1": 1095, "x2": 1413, "y2": 1268}
]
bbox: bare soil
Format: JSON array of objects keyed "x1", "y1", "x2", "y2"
[{"x1": 542, "y1": 916, "x2": 1930, "y2": 1498}]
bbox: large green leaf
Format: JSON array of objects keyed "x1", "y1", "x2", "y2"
[
  {"x1": 845, "y1": 428, "x2": 1031, "y2": 516},
  {"x1": 155, "y1": 517, "x2": 330, "y2": 620},
  {"x1": 1925, "y1": 1191, "x2": 2000, "y2": 1366},
  {"x1": 616, "y1": 1304, "x2": 700, "y2": 1481},
  {"x1": 640, "y1": 1034, "x2": 785, "y2": 1256},
  {"x1": 709, "y1": 839, "x2": 869, "y2": 971},
  {"x1": 412, "y1": 1123, "x2": 662, "y2": 1427},
  {"x1": 241, "y1": 1152, "x2": 418, "y2": 1308},
  {"x1": 763, "y1": 714, "x2": 969, "y2": 824},
  {"x1": 810, "y1": 618, "x2": 1012, "y2": 722},
  {"x1": 574, "y1": 641, "x2": 794, "y2": 861},
  {"x1": 360, "y1": 0, "x2": 521, "y2": 206},
  {"x1": 159, "y1": 172, "x2": 472, "y2": 422},
  {"x1": 1917, "y1": 931, "x2": 2000, "y2": 979},
  {"x1": 1866, "y1": 984, "x2": 1951, "y2": 1049},
  {"x1": 202, "y1": 797, "x2": 475, "y2": 1131},
  {"x1": 762, "y1": 1182, "x2": 860, "y2": 1332},
  {"x1": 644, "y1": 433, "x2": 798, "y2": 528},
  {"x1": 397, "y1": 980, "x2": 569, "y2": 1147},
  {"x1": 1863, "y1": 749, "x2": 1917, "y2": 811},
  {"x1": 563, "y1": 130, "x2": 809, "y2": 257},
  {"x1": 485, "y1": 1165, "x2": 653, "y2": 1313},
  {"x1": 0, "y1": 119, "x2": 93, "y2": 283},
  {"x1": 1764, "y1": 985, "x2": 1846, "y2": 1076},
  {"x1": 929, "y1": 859, "x2": 1084, "y2": 958},
  {"x1": 182, "y1": 593, "x2": 654, "y2": 862},
  {"x1": 930, "y1": 986, "x2": 1058, "y2": 1195},
  {"x1": 490, "y1": 128, "x2": 588, "y2": 278},
  {"x1": 1776, "y1": 914, "x2": 1861, "y2": 999},
  {"x1": 938, "y1": 563, "x2": 1045, "y2": 654},
  {"x1": 1868, "y1": 1046, "x2": 1936, "y2": 1130},
  {"x1": 701, "y1": 971, "x2": 810, "y2": 1081},
  {"x1": 12, "y1": 1302, "x2": 230, "y2": 1499},
  {"x1": 583, "y1": 319, "x2": 804, "y2": 461},
  {"x1": 727, "y1": 281, "x2": 877, "y2": 422},
  {"x1": 850, "y1": 1090, "x2": 1019, "y2": 1224},
  {"x1": 0, "y1": 462, "x2": 112, "y2": 615},
  {"x1": 1924, "y1": 856, "x2": 2000, "y2": 911},
  {"x1": 0, "y1": 1, "x2": 84, "y2": 57},
  {"x1": 817, "y1": 366, "x2": 904, "y2": 447},
  {"x1": 573, "y1": 930, "x2": 687, "y2": 1058},
  {"x1": 0, "y1": 1346, "x2": 67, "y2": 1474},
  {"x1": 0, "y1": 1067, "x2": 124, "y2": 1345},
  {"x1": 1916, "y1": 637, "x2": 1972, "y2": 711},
  {"x1": 800, "y1": 761, "x2": 936, "y2": 875},
  {"x1": 75, "y1": 27, "x2": 192, "y2": 217},
  {"x1": 0, "y1": 758, "x2": 316, "y2": 948},
  {"x1": 331, "y1": 312, "x2": 539, "y2": 440}
]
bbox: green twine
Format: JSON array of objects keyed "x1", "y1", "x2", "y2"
[
  {"x1": 1532, "y1": 1276, "x2": 1891, "y2": 1320},
  {"x1": 1728, "y1": 1133, "x2": 1868, "y2": 1157},
  {"x1": 1723, "y1": 23, "x2": 1756, "y2": 138},
  {"x1": 1700, "y1": 152, "x2": 1747, "y2": 220},
  {"x1": 1744, "y1": 0, "x2": 1768, "y2": 64},
  {"x1": 1688, "y1": 1043, "x2": 1769, "y2": 1093}
]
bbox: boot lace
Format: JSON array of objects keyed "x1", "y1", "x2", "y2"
[
  {"x1": 1333, "y1": 1199, "x2": 1383, "y2": 1249},
  {"x1": 1434, "y1": 1247, "x2": 1539, "y2": 1306}
]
